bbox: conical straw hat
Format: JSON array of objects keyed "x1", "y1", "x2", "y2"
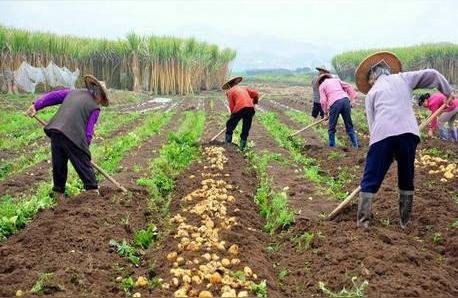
[
  {"x1": 354, "y1": 51, "x2": 402, "y2": 94},
  {"x1": 84, "y1": 74, "x2": 109, "y2": 106}
]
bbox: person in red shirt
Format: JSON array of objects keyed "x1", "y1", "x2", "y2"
[{"x1": 222, "y1": 76, "x2": 259, "y2": 150}]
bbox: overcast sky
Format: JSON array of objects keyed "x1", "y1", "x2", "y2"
[{"x1": 1, "y1": 0, "x2": 457, "y2": 70}]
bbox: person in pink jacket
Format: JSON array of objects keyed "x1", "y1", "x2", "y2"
[
  {"x1": 317, "y1": 74, "x2": 359, "y2": 148},
  {"x1": 418, "y1": 92, "x2": 458, "y2": 141}
]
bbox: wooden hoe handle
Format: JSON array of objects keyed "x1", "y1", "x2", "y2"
[
  {"x1": 289, "y1": 117, "x2": 327, "y2": 137},
  {"x1": 32, "y1": 115, "x2": 128, "y2": 192}
]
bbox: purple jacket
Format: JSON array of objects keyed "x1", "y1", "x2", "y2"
[{"x1": 33, "y1": 89, "x2": 100, "y2": 144}]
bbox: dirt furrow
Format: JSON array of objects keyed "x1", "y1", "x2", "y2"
[
  {"x1": 0, "y1": 101, "x2": 191, "y2": 297},
  {"x1": 146, "y1": 144, "x2": 281, "y2": 297}
]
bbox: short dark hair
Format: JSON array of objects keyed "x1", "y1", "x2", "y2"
[{"x1": 418, "y1": 93, "x2": 430, "y2": 106}]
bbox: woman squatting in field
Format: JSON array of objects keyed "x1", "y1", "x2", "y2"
[
  {"x1": 317, "y1": 73, "x2": 359, "y2": 148},
  {"x1": 354, "y1": 52, "x2": 454, "y2": 229},
  {"x1": 222, "y1": 76, "x2": 260, "y2": 151},
  {"x1": 26, "y1": 75, "x2": 109, "y2": 200},
  {"x1": 418, "y1": 92, "x2": 458, "y2": 141}
]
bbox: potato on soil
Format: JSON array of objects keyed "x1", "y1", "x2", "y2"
[
  {"x1": 228, "y1": 244, "x2": 239, "y2": 255},
  {"x1": 210, "y1": 272, "x2": 222, "y2": 284},
  {"x1": 199, "y1": 290, "x2": 213, "y2": 297},
  {"x1": 167, "y1": 251, "x2": 178, "y2": 261},
  {"x1": 135, "y1": 276, "x2": 148, "y2": 287}
]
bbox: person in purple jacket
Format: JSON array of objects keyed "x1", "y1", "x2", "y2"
[
  {"x1": 26, "y1": 75, "x2": 109, "y2": 200},
  {"x1": 354, "y1": 52, "x2": 453, "y2": 229}
]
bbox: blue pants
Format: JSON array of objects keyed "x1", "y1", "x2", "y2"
[
  {"x1": 361, "y1": 133, "x2": 420, "y2": 193},
  {"x1": 328, "y1": 97, "x2": 357, "y2": 147}
]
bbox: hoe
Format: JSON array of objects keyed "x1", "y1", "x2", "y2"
[{"x1": 288, "y1": 116, "x2": 328, "y2": 139}]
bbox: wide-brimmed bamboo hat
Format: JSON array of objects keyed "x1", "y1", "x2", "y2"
[
  {"x1": 222, "y1": 76, "x2": 243, "y2": 90},
  {"x1": 317, "y1": 73, "x2": 333, "y2": 86},
  {"x1": 84, "y1": 74, "x2": 109, "y2": 106},
  {"x1": 315, "y1": 66, "x2": 330, "y2": 73},
  {"x1": 355, "y1": 51, "x2": 402, "y2": 94}
]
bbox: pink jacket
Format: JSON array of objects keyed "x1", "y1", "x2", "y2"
[
  {"x1": 426, "y1": 92, "x2": 458, "y2": 130},
  {"x1": 319, "y1": 78, "x2": 357, "y2": 113}
]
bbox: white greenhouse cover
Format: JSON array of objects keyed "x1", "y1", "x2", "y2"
[{"x1": 13, "y1": 61, "x2": 80, "y2": 93}]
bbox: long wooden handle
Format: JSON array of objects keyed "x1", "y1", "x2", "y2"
[
  {"x1": 32, "y1": 115, "x2": 128, "y2": 192},
  {"x1": 419, "y1": 103, "x2": 447, "y2": 131},
  {"x1": 327, "y1": 186, "x2": 361, "y2": 220},
  {"x1": 289, "y1": 117, "x2": 327, "y2": 137},
  {"x1": 90, "y1": 162, "x2": 128, "y2": 192},
  {"x1": 210, "y1": 128, "x2": 226, "y2": 142},
  {"x1": 327, "y1": 104, "x2": 448, "y2": 220}
]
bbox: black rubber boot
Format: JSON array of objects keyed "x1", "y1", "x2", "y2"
[
  {"x1": 357, "y1": 192, "x2": 374, "y2": 228},
  {"x1": 239, "y1": 139, "x2": 247, "y2": 151},
  {"x1": 399, "y1": 189, "x2": 413, "y2": 229},
  {"x1": 225, "y1": 133, "x2": 232, "y2": 145}
]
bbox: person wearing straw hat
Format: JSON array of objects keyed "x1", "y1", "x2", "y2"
[
  {"x1": 221, "y1": 76, "x2": 259, "y2": 151},
  {"x1": 310, "y1": 66, "x2": 330, "y2": 119},
  {"x1": 354, "y1": 51, "x2": 454, "y2": 229},
  {"x1": 317, "y1": 73, "x2": 359, "y2": 148},
  {"x1": 26, "y1": 75, "x2": 109, "y2": 200},
  {"x1": 418, "y1": 92, "x2": 458, "y2": 141}
]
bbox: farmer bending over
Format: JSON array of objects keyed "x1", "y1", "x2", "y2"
[
  {"x1": 418, "y1": 92, "x2": 457, "y2": 141},
  {"x1": 310, "y1": 66, "x2": 330, "y2": 119},
  {"x1": 222, "y1": 76, "x2": 259, "y2": 151},
  {"x1": 354, "y1": 52, "x2": 454, "y2": 229},
  {"x1": 26, "y1": 75, "x2": 109, "y2": 199},
  {"x1": 318, "y1": 73, "x2": 359, "y2": 148}
]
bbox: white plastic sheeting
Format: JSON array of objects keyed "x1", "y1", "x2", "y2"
[{"x1": 13, "y1": 61, "x2": 80, "y2": 93}]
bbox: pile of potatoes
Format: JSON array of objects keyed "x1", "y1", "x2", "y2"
[
  {"x1": 415, "y1": 154, "x2": 457, "y2": 182},
  {"x1": 163, "y1": 146, "x2": 259, "y2": 297}
]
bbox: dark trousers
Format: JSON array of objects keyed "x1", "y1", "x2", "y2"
[
  {"x1": 226, "y1": 107, "x2": 255, "y2": 141},
  {"x1": 311, "y1": 102, "x2": 324, "y2": 119},
  {"x1": 329, "y1": 97, "x2": 355, "y2": 135},
  {"x1": 328, "y1": 97, "x2": 357, "y2": 147},
  {"x1": 49, "y1": 131, "x2": 98, "y2": 193},
  {"x1": 361, "y1": 133, "x2": 420, "y2": 193}
]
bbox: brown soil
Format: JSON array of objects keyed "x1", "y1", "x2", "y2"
[
  {"x1": 145, "y1": 144, "x2": 282, "y2": 297},
  {"x1": 0, "y1": 102, "x2": 190, "y2": 297},
  {"x1": 255, "y1": 90, "x2": 458, "y2": 297},
  {"x1": 0, "y1": 187, "x2": 152, "y2": 297}
]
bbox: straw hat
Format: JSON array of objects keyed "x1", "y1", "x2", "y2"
[
  {"x1": 315, "y1": 66, "x2": 330, "y2": 73},
  {"x1": 316, "y1": 73, "x2": 332, "y2": 86},
  {"x1": 222, "y1": 76, "x2": 243, "y2": 90},
  {"x1": 84, "y1": 74, "x2": 109, "y2": 106},
  {"x1": 354, "y1": 51, "x2": 402, "y2": 94}
]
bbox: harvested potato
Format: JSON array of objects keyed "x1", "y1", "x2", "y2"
[
  {"x1": 228, "y1": 244, "x2": 239, "y2": 255},
  {"x1": 167, "y1": 252, "x2": 178, "y2": 262},
  {"x1": 199, "y1": 290, "x2": 213, "y2": 297},
  {"x1": 210, "y1": 272, "x2": 222, "y2": 284},
  {"x1": 221, "y1": 258, "x2": 231, "y2": 268},
  {"x1": 174, "y1": 287, "x2": 188, "y2": 297},
  {"x1": 135, "y1": 276, "x2": 148, "y2": 288}
]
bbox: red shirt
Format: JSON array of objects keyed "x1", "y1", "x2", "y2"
[{"x1": 226, "y1": 86, "x2": 259, "y2": 113}]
